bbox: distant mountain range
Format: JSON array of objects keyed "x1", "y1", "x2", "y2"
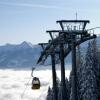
[
  {"x1": 0, "y1": 41, "x2": 42, "y2": 68},
  {"x1": 0, "y1": 36, "x2": 100, "y2": 68}
]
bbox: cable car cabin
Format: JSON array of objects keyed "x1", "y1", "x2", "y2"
[{"x1": 31, "y1": 77, "x2": 40, "y2": 90}]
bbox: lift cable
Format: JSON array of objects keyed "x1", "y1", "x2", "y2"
[
  {"x1": 87, "y1": 27, "x2": 100, "y2": 31},
  {"x1": 21, "y1": 64, "x2": 37, "y2": 99},
  {"x1": 21, "y1": 76, "x2": 32, "y2": 99},
  {"x1": 31, "y1": 67, "x2": 36, "y2": 77}
]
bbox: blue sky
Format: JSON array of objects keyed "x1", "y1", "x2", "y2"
[{"x1": 0, "y1": 0, "x2": 100, "y2": 45}]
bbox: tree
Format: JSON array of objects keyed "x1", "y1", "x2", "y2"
[
  {"x1": 76, "y1": 45, "x2": 84, "y2": 100},
  {"x1": 46, "y1": 87, "x2": 53, "y2": 100},
  {"x1": 78, "y1": 40, "x2": 98, "y2": 100}
]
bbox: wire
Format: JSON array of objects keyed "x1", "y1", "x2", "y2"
[
  {"x1": 21, "y1": 65, "x2": 36, "y2": 99},
  {"x1": 31, "y1": 67, "x2": 35, "y2": 77},
  {"x1": 20, "y1": 64, "x2": 40, "y2": 99},
  {"x1": 21, "y1": 76, "x2": 32, "y2": 99},
  {"x1": 87, "y1": 27, "x2": 100, "y2": 31}
]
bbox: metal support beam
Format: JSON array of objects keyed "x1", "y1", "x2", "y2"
[
  {"x1": 51, "y1": 53, "x2": 58, "y2": 100},
  {"x1": 60, "y1": 43, "x2": 68, "y2": 100},
  {"x1": 71, "y1": 34, "x2": 78, "y2": 100}
]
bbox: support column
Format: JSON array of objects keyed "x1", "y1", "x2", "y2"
[
  {"x1": 51, "y1": 53, "x2": 58, "y2": 100},
  {"x1": 71, "y1": 34, "x2": 78, "y2": 100},
  {"x1": 60, "y1": 43, "x2": 68, "y2": 100}
]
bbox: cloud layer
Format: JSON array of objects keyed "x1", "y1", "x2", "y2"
[{"x1": 0, "y1": 67, "x2": 71, "y2": 100}]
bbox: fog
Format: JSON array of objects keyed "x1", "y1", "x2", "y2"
[{"x1": 0, "y1": 65, "x2": 71, "y2": 100}]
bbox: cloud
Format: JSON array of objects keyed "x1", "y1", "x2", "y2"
[
  {"x1": 0, "y1": 2, "x2": 67, "y2": 10},
  {"x1": 0, "y1": 68, "x2": 70, "y2": 100}
]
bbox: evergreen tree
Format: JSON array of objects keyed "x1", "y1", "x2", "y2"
[
  {"x1": 46, "y1": 87, "x2": 53, "y2": 100},
  {"x1": 46, "y1": 77, "x2": 60, "y2": 100},
  {"x1": 65, "y1": 77, "x2": 70, "y2": 100},
  {"x1": 79, "y1": 40, "x2": 98, "y2": 100},
  {"x1": 91, "y1": 39, "x2": 100, "y2": 100},
  {"x1": 76, "y1": 45, "x2": 84, "y2": 100},
  {"x1": 58, "y1": 77, "x2": 69, "y2": 100}
]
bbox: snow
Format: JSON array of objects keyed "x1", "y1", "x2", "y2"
[{"x1": 0, "y1": 65, "x2": 71, "y2": 100}]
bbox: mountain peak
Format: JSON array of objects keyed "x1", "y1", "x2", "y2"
[{"x1": 20, "y1": 41, "x2": 33, "y2": 48}]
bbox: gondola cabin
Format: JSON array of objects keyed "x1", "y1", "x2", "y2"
[{"x1": 31, "y1": 77, "x2": 40, "y2": 90}]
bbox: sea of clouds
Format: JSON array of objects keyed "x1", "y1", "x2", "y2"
[{"x1": 0, "y1": 65, "x2": 70, "y2": 100}]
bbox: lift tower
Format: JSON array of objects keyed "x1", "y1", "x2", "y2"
[
  {"x1": 37, "y1": 19, "x2": 96, "y2": 100},
  {"x1": 56, "y1": 20, "x2": 94, "y2": 100}
]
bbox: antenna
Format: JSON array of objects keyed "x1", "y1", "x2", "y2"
[{"x1": 76, "y1": 12, "x2": 77, "y2": 20}]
